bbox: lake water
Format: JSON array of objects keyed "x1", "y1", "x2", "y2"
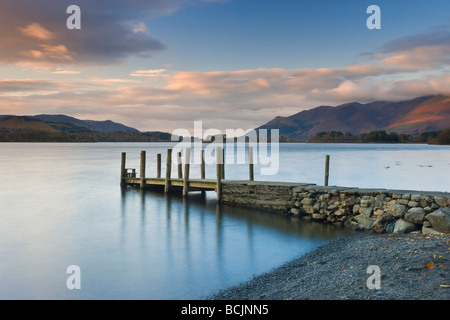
[{"x1": 0, "y1": 142, "x2": 448, "y2": 299}]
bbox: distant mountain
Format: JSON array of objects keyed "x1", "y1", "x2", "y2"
[
  {"x1": 33, "y1": 114, "x2": 140, "y2": 133},
  {"x1": 0, "y1": 115, "x2": 172, "y2": 142},
  {"x1": 257, "y1": 95, "x2": 450, "y2": 140}
]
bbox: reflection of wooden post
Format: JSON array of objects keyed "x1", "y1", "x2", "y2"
[
  {"x1": 324, "y1": 155, "x2": 330, "y2": 186},
  {"x1": 164, "y1": 149, "x2": 172, "y2": 193},
  {"x1": 216, "y1": 147, "x2": 222, "y2": 202},
  {"x1": 120, "y1": 152, "x2": 126, "y2": 186},
  {"x1": 248, "y1": 146, "x2": 254, "y2": 181},
  {"x1": 183, "y1": 148, "x2": 190, "y2": 197},
  {"x1": 140, "y1": 150, "x2": 146, "y2": 189},
  {"x1": 201, "y1": 149, "x2": 205, "y2": 179},
  {"x1": 177, "y1": 152, "x2": 183, "y2": 179}
]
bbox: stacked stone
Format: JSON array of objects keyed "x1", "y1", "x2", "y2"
[{"x1": 289, "y1": 187, "x2": 450, "y2": 234}]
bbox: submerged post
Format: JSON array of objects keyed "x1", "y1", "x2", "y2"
[
  {"x1": 324, "y1": 155, "x2": 330, "y2": 186},
  {"x1": 201, "y1": 149, "x2": 205, "y2": 180},
  {"x1": 216, "y1": 147, "x2": 222, "y2": 202},
  {"x1": 177, "y1": 152, "x2": 183, "y2": 179},
  {"x1": 248, "y1": 146, "x2": 254, "y2": 181},
  {"x1": 120, "y1": 152, "x2": 126, "y2": 186},
  {"x1": 156, "y1": 153, "x2": 161, "y2": 179},
  {"x1": 164, "y1": 149, "x2": 172, "y2": 193},
  {"x1": 183, "y1": 148, "x2": 191, "y2": 197},
  {"x1": 140, "y1": 150, "x2": 146, "y2": 189}
]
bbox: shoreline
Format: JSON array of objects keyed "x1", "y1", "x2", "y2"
[{"x1": 211, "y1": 232, "x2": 449, "y2": 300}]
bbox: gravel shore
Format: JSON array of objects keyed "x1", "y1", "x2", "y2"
[{"x1": 212, "y1": 232, "x2": 450, "y2": 300}]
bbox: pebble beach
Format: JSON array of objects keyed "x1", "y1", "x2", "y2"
[{"x1": 211, "y1": 233, "x2": 450, "y2": 300}]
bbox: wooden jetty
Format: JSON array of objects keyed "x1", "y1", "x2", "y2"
[
  {"x1": 120, "y1": 147, "x2": 331, "y2": 203},
  {"x1": 121, "y1": 147, "x2": 245, "y2": 202}
]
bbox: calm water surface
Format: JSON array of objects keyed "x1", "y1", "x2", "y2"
[{"x1": 0, "y1": 143, "x2": 448, "y2": 299}]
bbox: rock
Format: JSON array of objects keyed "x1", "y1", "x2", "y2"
[
  {"x1": 352, "y1": 204, "x2": 360, "y2": 215},
  {"x1": 389, "y1": 204, "x2": 407, "y2": 218},
  {"x1": 407, "y1": 201, "x2": 418, "y2": 208},
  {"x1": 303, "y1": 205, "x2": 314, "y2": 214},
  {"x1": 360, "y1": 199, "x2": 370, "y2": 207},
  {"x1": 426, "y1": 207, "x2": 450, "y2": 233},
  {"x1": 345, "y1": 220, "x2": 364, "y2": 231},
  {"x1": 410, "y1": 194, "x2": 420, "y2": 202},
  {"x1": 399, "y1": 199, "x2": 409, "y2": 205},
  {"x1": 301, "y1": 198, "x2": 315, "y2": 205},
  {"x1": 372, "y1": 213, "x2": 395, "y2": 234},
  {"x1": 359, "y1": 207, "x2": 373, "y2": 217},
  {"x1": 312, "y1": 213, "x2": 326, "y2": 220},
  {"x1": 405, "y1": 207, "x2": 425, "y2": 224},
  {"x1": 422, "y1": 226, "x2": 442, "y2": 235},
  {"x1": 434, "y1": 196, "x2": 448, "y2": 207},
  {"x1": 374, "y1": 209, "x2": 384, "y2": 217},
  {"x1": 290, "y1": 208, "x2": 300, "y2": 216},
  {"x1": 353, "y1": 214, "x2": 373, "y2": 230},
  {"x1": 372, "y1": 219, "x2": 385, "y2": 233},
  {"x1": 402, "y1": 194, "x2": 411, "y2": 200},
  {"x1": 393, "y1": 219, "x2": 416, "y2": 233}
]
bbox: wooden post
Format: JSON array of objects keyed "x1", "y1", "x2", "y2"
[
  {"x1": 248, "y1": 146, "x2": 254, "y2": 181},
  {"x1": 177, "y1": 152, "x2": 183, "y2": 179},
  {"x1": 221, "y1": 148, "x2": 225, "y2": 179},
  {"x1": 164, "y1": 149, "x2": 172, "y2": 193},
  {"x1": 216, "y1": 147, "x2": 222, "y2": 202},
  {"x1": 183, "y1": 148, "x2": 191, "y2": 197},
  {"x1": 324, "y1": 155, "x2": 330, "y2": 186},
  {"x1": 201, "y1": 149, "x2": 205, "y2": 180},
  {"x1": 140, "y1": 150, "x2": 146, "y2": 189},
  {"x1": 156, "y1": 153, "x2": 161, "y2": 179},
  {"x1": 120, "y1": 152, "x2": 126, "y2": 186}
]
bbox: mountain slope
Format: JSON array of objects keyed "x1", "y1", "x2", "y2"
[
  {"x1": 257, "y1": 95, "x2": 450, "y2": 140},
  {"x1": 33, "y1": 114, "x2": 140, "y2": 133}
]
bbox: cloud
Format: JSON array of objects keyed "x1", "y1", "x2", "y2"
[
  {"x1": 376, "y1": 27, "x2": 450, "y2": 71},
  {"x1": 18, "y1": 23, "x2": 55, "y2": 40},
  {"x1": 2, "y1": 20, "x2": 450, "y2": 132},
  {"x1": 129, "y1": 69, "x2": 167, "y2": 77},
  {"x1": 0, "y1": 0, "x2": 189, "y2": 66}
]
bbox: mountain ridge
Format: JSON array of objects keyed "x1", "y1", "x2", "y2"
[{"x1": 257, "y1": 95, "x2": 450, "y2": 140}]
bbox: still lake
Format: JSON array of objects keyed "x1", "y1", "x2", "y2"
[{"x1": 0, "y1": 142, "x2": 448, "y2": 299}]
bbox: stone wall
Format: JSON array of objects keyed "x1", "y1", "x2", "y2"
[{"x1": 221, "y1": 181, "x2": 450, "y2": 234}]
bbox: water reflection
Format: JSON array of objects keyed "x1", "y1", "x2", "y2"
[{"x1": 118, "y1": 187, "x2": 354, "y2": 299}]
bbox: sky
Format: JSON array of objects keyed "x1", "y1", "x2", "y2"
[{"x1": 1, "y1": 0, "x2": 450, "y2": 133}]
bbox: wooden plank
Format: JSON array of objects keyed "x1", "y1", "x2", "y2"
[
  {"x1": 216, "y1": 147, "x2": 222, "y2": 202},
  {"x1": 177, "y1": 151, "x2": 183, "y2": 179},
  {"x1": 156, "y1": 153, "x2": 161, "y2": 178},
  {"x1": 201, "y1": 149, "x2": 205, "y2": 179},
  {"x1": 248, "y1": 146, "x2": 254, "y2": 181},
  {"x1": 164, "y1": 149, "x2": 172, "y2": 193},
  {"x1": 140, "y1": 150, "x2": 146, "y2": 189},
  {"x1": 324, "y1": 155, "x2": 330, "y2": 186},
  {"x1": 120, "y1": 152, "x2": 126, "y2": 186},
  {"x1": 183, "y1": 148, "x2": 191, "y2": 197}
]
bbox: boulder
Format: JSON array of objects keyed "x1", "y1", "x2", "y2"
[
  {"x1": 389, "y1": 204, "x2": 407, "y2": 218},
  {"x1": 422, "y1": 226, "x2": 442, "y2": 235},
  {"x1": 434, "y1": 196, "x2": 448, "y2": 207},
  {"x1": 353, "y1": 214, "x2": 373, "y2": 230},
  {"x1": 426, "y1": 207, "x2": 450, "y2": 233},
  {"x1": 393, "y1": 219, "x2": 416, "y2": 233},
  {"x1": 405, "y1": 207, "x2": 425, "y2": 225}
]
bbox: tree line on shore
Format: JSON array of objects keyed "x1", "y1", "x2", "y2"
[
  {"x1": 1, "y1": 127, "x2": 449, "y2": 145},
  {"x1": 305, "y1": 128, "x2": 450, "y2": 145},
  {"x1": 0, "y1": 130, "x2": 173, "y2": 142}
]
